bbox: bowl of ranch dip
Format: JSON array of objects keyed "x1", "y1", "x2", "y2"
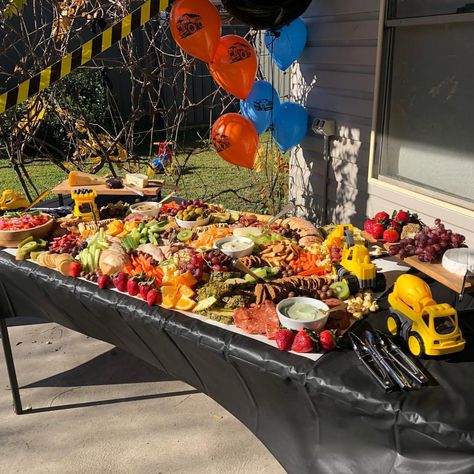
[
  {"x1": 276, "y1": 297, "x2": 330, "y2": 332},
  {"x1": 214, "y1": 236, "x2": 255, "y2": 258}
]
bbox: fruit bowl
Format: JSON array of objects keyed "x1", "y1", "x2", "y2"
[
  {"x1": 0, "y1": 213, "x2": 54, "y2": 248},
  {"x1": 276, "y1": 297, "x2": 329, "y2": 332},
  {"x1": 175, "y1": 215, "x2": 210, "y2": 229}
]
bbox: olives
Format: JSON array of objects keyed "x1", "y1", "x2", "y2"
[{"x1": 176, "y1": 203, "x2": 209, "y2": 221}]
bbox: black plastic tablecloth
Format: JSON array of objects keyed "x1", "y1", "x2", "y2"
[{"x1": 1, "y1": 251, "x2": 474, "y2": 474}]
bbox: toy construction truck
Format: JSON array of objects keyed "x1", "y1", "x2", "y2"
[
  {"x1": 387, "y1": 274, "x2": 465, "y2": 357},
  {"x1": 0, "y1": 189, "x2": 29, "y2": 211},
  {"x1": 333, "y1": 228, "x2": 386, "y2": 292}
]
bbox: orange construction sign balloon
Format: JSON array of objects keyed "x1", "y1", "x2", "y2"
[
  {"x1": 211, "y1": 113, "x2": 258, "y2": 169},
  {"x1": 210, "y1": 35, "x2": 258, "y2": 99},
  {"x1": 170, "y1": 0, "x2": 222, "y2": 63}
]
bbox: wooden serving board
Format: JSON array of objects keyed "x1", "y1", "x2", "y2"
[
  {"x1": 52, "y1": 179, "x2": 177, "y2": 197},
  {"x1": 361, "y1": 231, "x2": 473, "y2": 294}
]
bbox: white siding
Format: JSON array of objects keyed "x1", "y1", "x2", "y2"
[
  {"x1": 290, "y1": 0, "x2": 380, "y2": 226},
  {"x1": 290, "y1": 0, "x2": 474, "y2": 245}
]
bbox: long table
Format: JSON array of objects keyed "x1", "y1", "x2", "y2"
[{"x1": 1, "y1": 251, "x2": 474, "y2": 473}]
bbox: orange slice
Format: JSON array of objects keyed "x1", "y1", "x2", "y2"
[
  {"x1": 175, "y1": 295, "x2": 197, "y2": 312},
  {"x1": 176, "y1": 271, "x2": 198, "y2": 288},
  {"x1": 178, "y1": 285, "x2": 195, "y2": 298},
  {"x1": 161, "y1": 285, "x2": 180, "y2": 308}
]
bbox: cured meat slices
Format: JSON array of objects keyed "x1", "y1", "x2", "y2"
[{"x1": 233, "y1": 301, "x2": 279, "y2": 339}]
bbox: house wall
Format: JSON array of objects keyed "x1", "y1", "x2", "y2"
[
  {"x1": 291, "y1": 0, "x2": 474, "y2": 245},
  {"x1": 290, "y1": 0, "x2": 379, "y2": 227}
]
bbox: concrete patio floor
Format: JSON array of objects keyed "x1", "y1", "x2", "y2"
[{"x1": 0, "y1": 319, "x2": 285, "y2": 474}]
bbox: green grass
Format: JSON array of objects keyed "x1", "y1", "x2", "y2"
[
  {"x1": 0, "y1": 145, "x2": 285, "y2": 212},
  {"x1": 0, "y1": 162, "x2": 67, "y2": 201}
]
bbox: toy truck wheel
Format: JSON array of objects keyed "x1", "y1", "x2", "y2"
[
  {"x1": 345, "y1": 274, "x2": 360, "y2": 294},
  {"x1": 387, "y1": 314, "x2": 401, "y2": 336},
  {"x1": 408, "y1": 332, "x2": 425, "y2": 357},
  {"x1": 375, "y1": 273, "x2": 386, "y2": 292}
]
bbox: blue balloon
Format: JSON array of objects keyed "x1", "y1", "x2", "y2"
[
  {"x1": 240, "y1": 80, "x2": 280, "y2": 134},
  {"x1": 265, "y1": 17, "x2": 308, "y2": 71},
  {"x1": 272, "y1": 102, "x2": 308, "y2": 152}
]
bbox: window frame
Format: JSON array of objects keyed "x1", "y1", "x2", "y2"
[{"x1": 369, "y1": 0, "x2": 474, "y2": 214}]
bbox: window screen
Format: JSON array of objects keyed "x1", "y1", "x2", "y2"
[
  {"x1": 390, "y1": 1, "x2": 473, "y2": 19},
  {"x1": 378, "y1": 17, "x2": 474, "y2": 207}
]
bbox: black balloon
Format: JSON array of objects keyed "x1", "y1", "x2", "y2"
[{"x1": 221, "y1": 0, "x2": 312, "y2": 30}]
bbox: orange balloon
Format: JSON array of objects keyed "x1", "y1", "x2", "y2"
[
  {"x1": 210, "y1": 35, "x2": 258, "y2": 99},
  {"x1": 211, "y1": 113, "x2": 258, "y2": 169},
  {"x1": 170, "y1": 0, "x2": 222, "y2": 63}
]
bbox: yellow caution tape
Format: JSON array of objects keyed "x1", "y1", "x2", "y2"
[{"x1": 0, "y1": 0, "x2": 171, "y2": 114}]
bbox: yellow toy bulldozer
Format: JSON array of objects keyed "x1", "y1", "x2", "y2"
[
  {"x1": 0, "y1": 190, "x2": 29, "y2": 211},
  {"x1": 387, "y1": 274, "x2": 465, "y2": 357},
  {"x1": 333, "y1": 228, "x2": 386, "y2": 292}
]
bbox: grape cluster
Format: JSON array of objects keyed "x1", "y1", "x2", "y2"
[
  {"x1": 177, "y1": 249, "x2": 205, "y2": 278},
  {"x1": 49, "y1": 234, "x2": 86, "y2": 257},
  {"x1": 388, "y1": 219, "x2": 466, "y2": 262},
  {"x1": 330, "y1": 245, "x2": 342, "y2": 264},
  {"x1": 203, "y1": 249, "x2": 232, "y2": 273}
]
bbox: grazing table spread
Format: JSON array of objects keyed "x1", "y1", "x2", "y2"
[{"x1": 1, "y1": 197, "x2": 474, "y2": 474}]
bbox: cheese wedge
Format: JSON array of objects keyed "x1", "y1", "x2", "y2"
[
  {"x1": 68, "y1": 171, "x2": 106, "y2": 186},
  {"x1": 124, "y1": 173, "x2": 148, "y2": 189}
]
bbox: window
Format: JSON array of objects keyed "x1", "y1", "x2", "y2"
[{"x1": 374, "y1": 1, "x2": 474, "y2": 210}]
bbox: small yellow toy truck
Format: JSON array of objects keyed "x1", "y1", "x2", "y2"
[
  {"x1": 387, "y1": 274, "x2": 465, "y2": 357},
  {"x1": 333, "y1": 228, "x2": 385, "y2": 292},
  {"x1": 0, "y1": 189, "x2": 29, "y2": 211}
]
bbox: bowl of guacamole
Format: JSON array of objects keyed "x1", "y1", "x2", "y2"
[{"x1": 276, "y1": 297, "x2": 330, "y2": 332}]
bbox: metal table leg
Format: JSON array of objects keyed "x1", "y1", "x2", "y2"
[{"x1": 0, "y1": 318, "x2": 22, "y2": 414}]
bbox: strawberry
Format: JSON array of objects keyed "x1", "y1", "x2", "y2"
[
  {"x1": 319, "y1": 330, "x2": 337, "y2": 351},
  {"x1": 139, "y1": 283, "x2": 151, "y2": 300},
  {"x1": 383, "y1": 228, "x2": 400, "y2": 243},
  {"x1": 291, "y1": 330, "x2": 315, "y2": 353},
  {"x1": 127, "y1": 278, "x2": 140, "y2": 296},
  {"x1": 112, "y1": 273, "x2": 128, "y2": 292},
  {"x1": 394, "y1": 210, "x2": 410, "y2": 224},
  {"x1": 146, "y1": 289, "x2": 160, "y2": 306},
  {"x1": 370, "y1": 222, "x2": 385, "y2": 239},
  {"x1": 373, "y1": 211, "x2": 389, "y2": 223},
  {"x1": 69, "y1": 261, "x2": 82, "y2": 278},
  {"x1": 363, "y1": 219, "x2": 375, "y2": 234},
  {"x1": 98, "y1": 275, "x2": 112, "y2": 289},
  {"x1": 389, "y1": 220, "x2": 401, "y2": 232},
  {"x1": 275, "y1": 329, "x2": 295, "y2": 351}
]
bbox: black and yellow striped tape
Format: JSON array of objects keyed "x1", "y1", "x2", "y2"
[{"x1": 0, "y1": 0, "x2": 171, "y2": 114}]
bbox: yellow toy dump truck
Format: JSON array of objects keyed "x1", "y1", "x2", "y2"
[{"x1": 387, "y1": 274, "x2": 465, "y2": 357}]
